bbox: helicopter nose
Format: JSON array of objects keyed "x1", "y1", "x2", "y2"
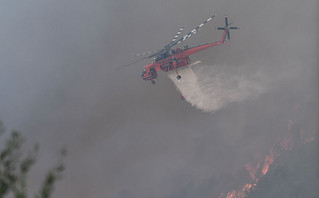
[{"x1": 141, "y1": 72, "x2": 147, "y2": 79}]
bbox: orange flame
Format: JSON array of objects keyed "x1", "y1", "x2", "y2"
[
  {"x1": 261, "y1": 148, "x2": 275, "y2": 176},
  {"x1": 245, "y1": 161, "x2": 260, "y2": 180},
  {"x1": 218, "y1": 104, "x2": 316, "y2": 198},
  {"x1": 280, "y1": 136, "x2": 293, "y2": 151},
  {"x1": 300, "y1": 129, "x2": 317, "y2": 143}
]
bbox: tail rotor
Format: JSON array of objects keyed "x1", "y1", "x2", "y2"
[{"x1": 217, "y1": 15, "x2": 239, "y2": 40}]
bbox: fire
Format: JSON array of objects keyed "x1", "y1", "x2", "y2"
[
  {"x1": 245, "y1": 162, "x2": 260, "y2": 180},
  {"x1": 218, "y1": 104, "x2": 316, "y2": 198},
  {"x1": 300, "y1": 129, "x2": 316, "y2": 143},
  {"x1": 279, "y1": 136, "x2": 293, "y2": 151},
  {"x1": 261, "y1": 148, "x2": 275, "y2": 176}
]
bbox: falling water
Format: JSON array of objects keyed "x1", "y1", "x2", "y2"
[{"x1": 168, "y1": 63, "x2": 266, "y2": 112}]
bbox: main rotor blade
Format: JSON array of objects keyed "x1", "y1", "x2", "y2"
[
  {"x1": 136, "y1": 26, "x2": 184, "y2": 58},
  {"x1": 170, "y1": 27, "x2": 184, "y2": 43},
  {"x1": 136, "y1": 46, "x2": 166, "y2": 59},
  {"x1": 135, "y1": 50, "x2": 155, "y2": 57},
  {"x1": 120, "y1": 13, "x2": 218, "y2": 71},
  {"x1": 169, "y1": 14, "x2": 216, "y2": 48},
  {"x1": 147, "y1": 48, "x2": 166, "y2": 58},
  {"x1": 115, "y1": 56, "x2": 149, "y2": 71},
  {"x1": 117, "y1": 47, "x2": 168, "y2": 71}
]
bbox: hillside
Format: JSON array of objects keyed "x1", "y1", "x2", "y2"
[{"x1": 246, "y1": 140, "x2": 319, "y2": 198}]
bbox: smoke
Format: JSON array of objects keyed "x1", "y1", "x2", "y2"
[
  {"x1": 168, "y1": 64, "x2": 266, "y2": 112},
  {"x1": 0, "y1": 0, "x2": 317, "y2": 198}
]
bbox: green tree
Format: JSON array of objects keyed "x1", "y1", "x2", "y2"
[{"x1": 0, "y1": 120, "x2": 65, "y2": 198}]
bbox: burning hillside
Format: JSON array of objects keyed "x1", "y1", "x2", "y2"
[{"x1": 218, "y1": 105, "x2": 318, "y2": 198}]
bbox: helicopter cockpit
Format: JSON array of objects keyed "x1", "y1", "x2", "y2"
[{"x1": 141, "y1": 66, "x2": 157, "y2": 83}]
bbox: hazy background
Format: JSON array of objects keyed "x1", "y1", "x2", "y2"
[{"x1": 0, "y1": 0, "x2": 318, "y2": 197}]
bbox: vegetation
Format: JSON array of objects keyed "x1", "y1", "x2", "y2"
[{"x1": 0, "y1": 121, "x2": 65, "y2": 198}]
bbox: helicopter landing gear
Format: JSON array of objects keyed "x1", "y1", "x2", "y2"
[
  {"x1": 177, "y1": 75, "x2": 181, "y2": 80},
  {"x1": 151, "y1": 80, "x2": 155, "y2": 84}
]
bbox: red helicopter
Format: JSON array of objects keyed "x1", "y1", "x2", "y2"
[{"x1": 119, "y1": 15, "x2": 238, "y2": 84}]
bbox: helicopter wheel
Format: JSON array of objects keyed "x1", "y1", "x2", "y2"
[
  {"x1": 177, "y1": 75, "x2": 181, "y2": 80},
  {"x1": 151, "y1": 80, "x2": 155, "y2": 84}
]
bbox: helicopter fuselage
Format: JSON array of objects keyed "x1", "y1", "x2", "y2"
[{"x1": 141, "y1": 30, "x2": 226, "y2": 82}]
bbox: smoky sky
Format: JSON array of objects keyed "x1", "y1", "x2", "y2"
[{"x1": 0, "y1": 0, "x2": 318, "y2": 198}]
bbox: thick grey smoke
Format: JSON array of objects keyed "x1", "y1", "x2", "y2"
[{"x1": 0, "y1": 0, "x2": 317, "y2": 198}]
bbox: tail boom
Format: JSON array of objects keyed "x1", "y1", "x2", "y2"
[{"x1": 178, "y1": 15, "x2": 238, "y2": 57}]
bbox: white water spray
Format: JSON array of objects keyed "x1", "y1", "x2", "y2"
[{"x1": 168, "y1": 63, "x2": 266, "y2": 112}]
